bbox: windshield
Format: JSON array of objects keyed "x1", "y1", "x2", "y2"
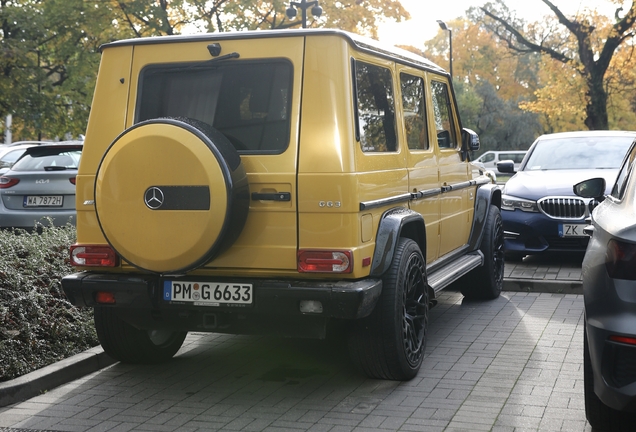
[{"x1": 524, "y1": 136, "x2": 634, "y2": 171}]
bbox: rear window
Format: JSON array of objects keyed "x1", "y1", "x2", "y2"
[
  {"x1": 137, "y1": 60, "x2": 293, "y2": 154},
  {"x1": 12, "y1": 147, "x2": 82, "y2": 171}
]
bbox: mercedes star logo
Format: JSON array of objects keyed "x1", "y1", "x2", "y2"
[{"x1": 144, "y1": 187, "x2": 164, "y2": 210}]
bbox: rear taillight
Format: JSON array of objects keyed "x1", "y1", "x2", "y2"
[
  {"x1": 70, "y1": 244, "x2": 119, "y2": 267},
  {"x1": 0, "y1": 176, "x2": 19, "y2": 188},
  {"x1": 605, "y1": 239, "x2": 636, "y2": 280},
  {"x1": 298, "y1": 250, "x2": 352, "y2": 273},
  {"x1": 69, "y1": 177, "x2": 76, "y2": 185},
  {"x1": 609, "y1": 335, "x2": 636, "y2": 345}
]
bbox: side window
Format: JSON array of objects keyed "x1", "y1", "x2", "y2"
[
  {"x1": 400, "y1": 73, "x2": 428, "y2": 150},
  {"x1": 354, "y1": 61, "x2": 397, "y2": 152},
  {"x1": 611, "y1": 144, "x2": 636, "y2": 199},
  {"x1": 430, "y1": 80, "x2": 457, "y2": 149},
  {"x1": 480, "y1": 153, "x2": 495, "y2": 163}
]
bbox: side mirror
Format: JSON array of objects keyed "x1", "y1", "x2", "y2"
[
  {"x1": 574, "y1": 177, "x2": 606, "y2": 202},
  {"x1": 497, "y1": 160, "x2": 515, "y2": 174},
  {"x1": 461, "y1": 128, "x2": 480, "y2": 152}
]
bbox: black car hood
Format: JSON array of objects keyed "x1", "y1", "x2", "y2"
[{"x1": 503, "y1": 169, "x2": 618, "y2": 200}]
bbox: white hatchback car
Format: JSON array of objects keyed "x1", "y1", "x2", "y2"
[{"x1": 475, "y1": 150, "x2": 527, "y2": 173}]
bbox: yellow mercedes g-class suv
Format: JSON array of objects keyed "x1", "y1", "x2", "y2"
[{"x1": 62, "y1": 29, "x2": 502, "y2": 381}]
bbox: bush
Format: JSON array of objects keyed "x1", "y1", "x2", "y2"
[{"x1": 0, "y1": 223, "x2": 98, "y2": 382}]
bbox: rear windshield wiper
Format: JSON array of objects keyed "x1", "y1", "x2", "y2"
[
  {"x1": 181, "y1": 52, "x2": 240, "y2": 71},
  {"x1": 44, "y1": 166, "x2": 72, "y2": 171}
]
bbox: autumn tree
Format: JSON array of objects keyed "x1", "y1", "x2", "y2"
[
  {"x1": 475, "y1": 0, "x2": 636, "y2": 130},
  {"x1": 0, "y1": 0, "x2": 128, "y2": 140},
  {"x1": 1, "y1": 0, "x2": 409, "y2": 141},
  {"x1": 112, "y1": 0, "x2": 410, "y2": 38},
  {"x1": 423, "y1": 18, "x2": 542, "y2": 151}
]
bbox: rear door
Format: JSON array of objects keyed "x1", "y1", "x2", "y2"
[
  {"x1": 397, "y1": 67, "x2": 440, "y2": 263},
  {"x1": 429, "y1": 77, "x2": 472, "y2": 256},
  {"x1": 128, "y1": 37, "x2": 305, "y2": 271}
]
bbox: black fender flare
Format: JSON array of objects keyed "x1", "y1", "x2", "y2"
[
  {"x1": 467, "y1": 183, "x2": 502, "y2": 251},
  {"x1": 370, "y1": 207, "x2": 426, "y2": 277}
]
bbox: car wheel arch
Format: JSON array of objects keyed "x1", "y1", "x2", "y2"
[
  {"x1": 468, "y1": 183, "x2": 502, "y2": 251},
  {"x1": 370, "y1": 207, "x2": 426, "y2": 278}
]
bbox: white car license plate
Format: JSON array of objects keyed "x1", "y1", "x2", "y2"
[
  {"x1": 163, "y1": 280, "x2": 252, "y2": 305},
  {"x1": 24, "y1": 195, "x2": 63, "y2": 207},
  {"x1": 559, "y1": 224, "x2": 586, "y2": 237}
]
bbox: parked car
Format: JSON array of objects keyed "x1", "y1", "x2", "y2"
[
  {"x1": 575, "y1": 140, "x2": 636, "y2": 430},
  {"x1": 61, "y1": 28, "x2": 503, "y2": 381},
  {"x1": 0, "y1": 143, "x2": 82, "y2": 229},
  {"x1": 475, "y1": 150, "x2": 527, "y2": 174},
  {"x1": 498, "y1": 131, "x2": 636, "y2": 260},
  {"x1": 0, "y1": 141, "x2": 50, "y2": 172}
]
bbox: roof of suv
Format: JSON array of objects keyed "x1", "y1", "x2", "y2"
[{"x1": 100, "y1": 28, "x2": 446, "y2": 75}]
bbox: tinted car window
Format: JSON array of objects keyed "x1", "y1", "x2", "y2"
[
  {"x1": 12, "y1": 148, "x2": 81, "y2": 171},
  {"x1": 524, "y1": 137, "x2": 633, "y2": 170},
  {"x1": 354, "y1": 61, "x2": 397, "y2": 152},
  {"x1": 138, "y1": 60, "x2": 292, "y2": 154},
  {"x1": 400, "y1": 73, "x2": 428, "y2": 150},
  {"x1": 611, "y1": 144, "x2": 636, "y2": 199},
  {"x1": 430, "y1": 81, "x2": 457, "y2": 149}
]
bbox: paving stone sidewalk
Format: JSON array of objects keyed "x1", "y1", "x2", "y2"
[{"x1": 0, "y1": 290, "x2": 591, "y2": 432}]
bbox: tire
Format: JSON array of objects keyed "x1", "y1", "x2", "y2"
[
  {"x1": 461, "y1": 205, "x2": 504, "y2": 300},
  {"x1": 348, "y1": 238, "x2": 428, "y2": 380},
  {"x1": 94, "y1": 117, "x2": 248, "y2": 273},
  {"x1": 94, "y1": 307, "x2": 187, "y2": 364}
]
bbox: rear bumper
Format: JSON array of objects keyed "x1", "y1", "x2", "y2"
[{"x1": 62, "y1": 272, "x2": 382, "y2": 336}]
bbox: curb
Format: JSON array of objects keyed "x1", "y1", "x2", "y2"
[
  {"x1": 0, "y1": 346, "x2": 116, "y2": 408},
  {"x1": 503, "y1": 278, "x2": 583, "y2": 295}
]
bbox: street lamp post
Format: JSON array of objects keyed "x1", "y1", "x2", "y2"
[
  {"x1": 286, "y1": 0, "x2": 322, "y2": 29},
  {"x1": 436, "y1": 20, "x2": 453, "y2": 80}
]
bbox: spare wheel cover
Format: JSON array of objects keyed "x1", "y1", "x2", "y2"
[{"x1": 95, "y1": 118, "x2": 246, "y2": 273}]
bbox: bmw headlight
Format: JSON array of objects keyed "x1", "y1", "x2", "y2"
[{"x1": 501, "y1": 194, "x2": 539, "y2": 212}]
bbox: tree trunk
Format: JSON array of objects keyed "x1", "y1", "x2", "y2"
[{"x1": 584, "y1": 71, "x2": 609, "y2": 130}]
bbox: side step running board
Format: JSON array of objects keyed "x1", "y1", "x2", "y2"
[{"x1": 427, "y1": 251, "x2": 484, "y2": 293}]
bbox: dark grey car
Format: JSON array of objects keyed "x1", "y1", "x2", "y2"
[
  {"x1": 575, "y1": 140, "x2": 636, "y2": 430},
  {"x1": 0, "y1": 143, "x2": 82, "y2": 229}
]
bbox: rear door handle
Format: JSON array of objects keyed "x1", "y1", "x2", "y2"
[{"x1": 251, "y1": 192, "x2": 291, "y2": 202}]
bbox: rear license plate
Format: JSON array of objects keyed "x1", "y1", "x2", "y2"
[
  {"x1": 163, "y1": 280, "x2": 253, "y2": 306},
  {"x1": 559, "y1": 224, "x2": 586, "y2": 237},
  {"x1": 24, "y1": 195, "x2": 63, "y2": 207}
]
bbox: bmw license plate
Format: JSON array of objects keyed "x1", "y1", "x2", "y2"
[
  {"x1": 163, "y1": 280, "x2": 252, "y2": 306},
  {"x1": 559, "y1": 224, "x2": 586, "y2": 237},
  {"x1": 24, "y1": 195, "x2": 63, "y2": 207}
]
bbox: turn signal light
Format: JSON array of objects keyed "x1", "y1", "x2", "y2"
[
  {"x1": 0, "y1": 176, "x2": 19, "y2": 188},
  {"x1": 298, "y1": 250, "x2": 352, "y2": 273},
  {"x1": 605, "y1": 239, "x2": 636, "y2": 280},
  {"x1": 70, "y1": 245, "x2": 119, "y2": 267}
]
